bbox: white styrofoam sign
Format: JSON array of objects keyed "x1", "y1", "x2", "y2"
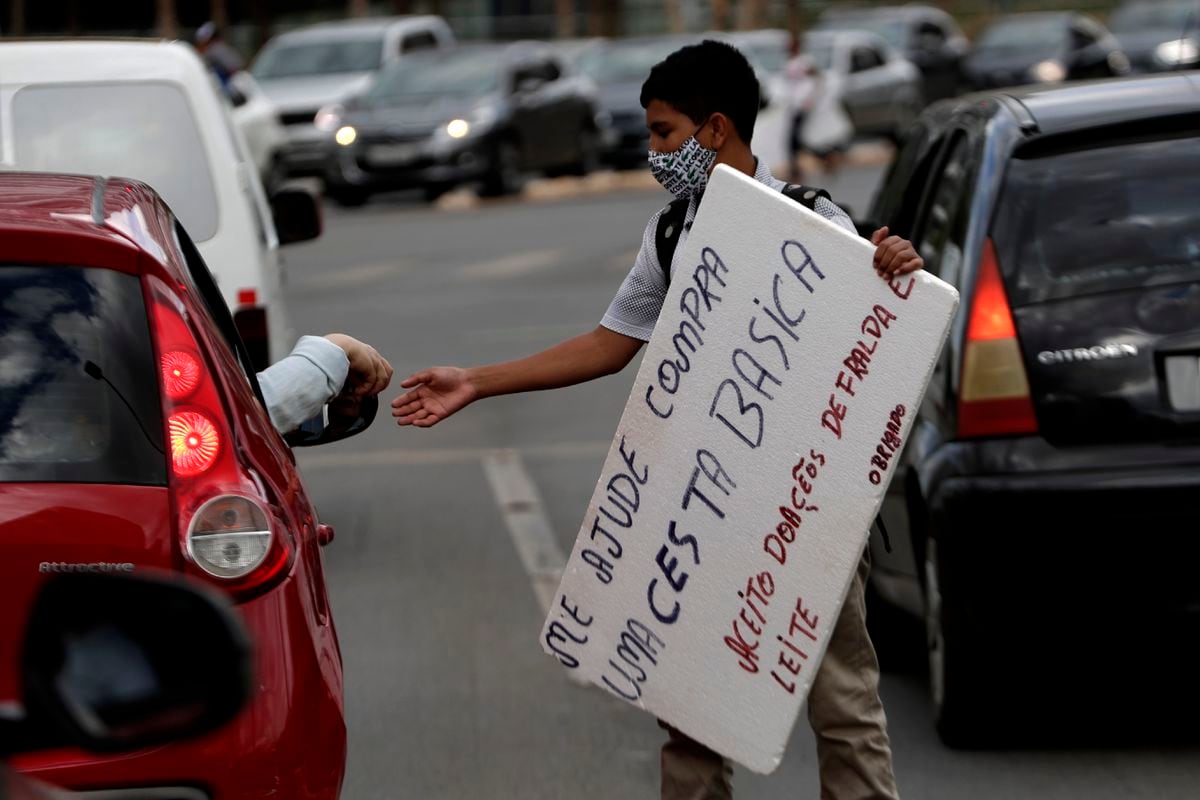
[{"x1": 540, "y1": 165, "x2": 959, "y2": 773}]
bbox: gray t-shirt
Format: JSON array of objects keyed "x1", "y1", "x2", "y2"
[{"x1": 601, "y1": 161, "x2": 856, "y2": 342}]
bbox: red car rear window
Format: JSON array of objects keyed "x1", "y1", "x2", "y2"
[{"x1": 0, "y1": 266, "x2": 166, "y2": 485}]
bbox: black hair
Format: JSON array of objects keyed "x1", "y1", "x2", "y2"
[{"x1": 639, "y1": 40, "x2": 760, "y2": 142}]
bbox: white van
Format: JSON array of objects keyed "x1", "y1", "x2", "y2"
[
  {"x1": 0, "y1": 40, "x2": 319, "y2": 367},
  {"x1": 251, "y1": 16, "x2": 455, "y2": 176}
]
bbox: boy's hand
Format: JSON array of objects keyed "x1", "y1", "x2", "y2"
[
  {"x1": 870, "y1": 227, "x2": 923, "y2": 278},
  {"x1": 324, "y1": 333, "x2": 393, "y2": 397},
  {"x1": 391, "y1": 367, "x2": 477, "y2": 428}
]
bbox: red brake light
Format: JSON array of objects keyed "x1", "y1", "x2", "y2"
[
  {"x1": 168, "y1": 410, "x2": 222, "y2": 477},
  {"x1": 161, "y1": 350, "x2": 203, "y2": 399},
  {"x1": 965, "y1": 242, "x2": 1017, "y2": 341},
  {"x1": 957, "y1": 239, "x2": 1038, "y2": 439},
  {"x1": 145, "y1": 276, "x2": 294, "y2": 601}
]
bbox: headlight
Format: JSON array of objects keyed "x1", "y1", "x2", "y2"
[
  {"x1": 314, "y1": 104, "x2": 343, "y2": 131},
  {"x1": 446, "y1": 118, "x2": 470, "y2": 139},
  {"x1": 1030, "y1": 60, "x2": 1066, "y2": 83},
  {"x1": 1155, "y1": 38, "x2": 1200, "y2": 66},
  {"x1": 335, "y1": 126, "x2": 357, "y2": 146}
]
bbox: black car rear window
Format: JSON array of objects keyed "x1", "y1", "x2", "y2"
[
  {"x1": 993, "y1": 133, "x2": 1200, "y2": 306},
  {"x1": 0, "y1": 266, "x2": 166, "y2": 485}
]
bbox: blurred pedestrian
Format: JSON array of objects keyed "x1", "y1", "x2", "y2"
[
  {"x1": 194, "y1": 21, "x2": 244, "y2": 92},
  {"x1": 392, "y1": 39, "x2": 919, "y2": 800},
  {"x1": 784, "y1": 35, "x2": 820, "y2": 183}
]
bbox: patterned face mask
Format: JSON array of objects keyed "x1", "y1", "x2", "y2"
[{"x1": 648, "y1": 119, "x2": 717, "y2": 199}]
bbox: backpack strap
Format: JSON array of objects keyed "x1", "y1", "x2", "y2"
[
  {"x1": 782, "y1": 183, "x2": 832, "y2": 209},
  {"x1": 654, "y1": 197, "x2": 690, "y2": 285},
  {"x1": 655, "y1": 184, "x2": 833, "y2": 286}
]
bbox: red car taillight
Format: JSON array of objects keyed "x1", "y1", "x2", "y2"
[
  {"x1": 168, "y1": 409, "x2": 222, "y2": 477},
  {"x1": 146, "y1": 276, "x2": 294, "y2": 599},
  {"x1": 161, "y1": 350, "x2": 203, "y2": 400},
  {"x1": 957, "y1": 238, "x2": 1038, "y2": 439}
]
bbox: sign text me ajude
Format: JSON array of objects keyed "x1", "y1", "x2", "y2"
[{"x1": 540, "y1": 166, "x2": 958, "y2": 773}]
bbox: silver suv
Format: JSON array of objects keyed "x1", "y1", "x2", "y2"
[{"x1": 251, "y1": 15, "x2": 455, "y2": 176}]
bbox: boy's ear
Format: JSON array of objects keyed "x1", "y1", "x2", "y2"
[{"x1": 709, "y1": 112, "x2": 738, "y2": 150}]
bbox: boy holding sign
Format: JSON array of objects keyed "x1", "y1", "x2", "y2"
[{"x1": 393, "y1": 40, "x2": 918, "y2": 800}]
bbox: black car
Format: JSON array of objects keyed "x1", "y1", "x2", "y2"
[
  {"x1": 571, "y1": 36, "x2": 696, "y2": 169},
  {"x1": 963, "y1": 11, "x2": 1131, "y2": 90},
  {"x1": 324, "y1": 43, "x2": 602, "y2": 205},
  {"x1": 814, "y1": 4, "x2": 969, "y2": 103},
  {"x1": 861, "y1": 73, "x2": 1200, "y2": 744},
  {"x1": 1109, "y1": 0, "x2": 1200, "y2": 73}
]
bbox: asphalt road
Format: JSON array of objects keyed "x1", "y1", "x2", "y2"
[{"x1": 285, "y1": 166, "x2": 1200, "y2": 799}]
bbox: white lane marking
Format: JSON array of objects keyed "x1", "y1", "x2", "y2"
[
  {"x1": 453, "y1": 248, "x2": 564, "y2": 281},
  {"x1": 295, "y1": 440, "x2": 610, "y2": 470},
  {"x1": 480, "y1": 449, "x2": 567, "y2": 614}
]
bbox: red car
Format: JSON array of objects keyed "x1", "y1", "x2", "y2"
[{"x1": 0, "y1": 173, "x2": 347, "y2": 798}]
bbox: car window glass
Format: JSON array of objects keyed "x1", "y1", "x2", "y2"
[
  {"x1": 512, "y1": 64, "x2": 547, "y2": 90},
  {"x1": 251, "y1": 36, "x2": 384, "y2": 79},
  {"x1": 916, "y1": 133, "x2": 972, "y2": 286},
  {"x1": 978, "y1": 18, "x2": 1066, "y2": 52},
  {"x1": 870, "y1": 122, "x2": 940, "y2": 239},
  {"x1": 1070, "y1": 22, "x2": 1099, "y2": 49},
  {"x1": 915, "y1": 21, "x2": 947, "y2": 47},
  {"x1": 851, "y1": 47, "x2": 884, "y2": 72},
  {"x1": 0, "y1": 266, "x2": 165, "y2": 484},
  {"x1": 576, "y1": 39, "x2": 689, "y2": 84},
  {"x1": 993, "y1": 134, "x2": 1200, "y2": 305},
  {"x1": 400, "y1": 31, "x2": 439, "y2": 54},
  {"x1": 11, "y1": 83, "x2": 220, "y2": 243},
  {"x1": 369, "y1": 52, "x2": 498, "y2": 101}
]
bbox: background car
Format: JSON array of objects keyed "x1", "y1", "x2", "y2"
[
  {"x1": 324, "y1": 42, "x2": 601, "y2": 205},
  {"x1": 251, "y1": 15, "x2": 455, "y2": 178},
  {"x1": 1108, "y1": 0, "x2": 1200, "y2": 73},
  {"x1": 571, "y1": 35, "x2": 695, "y2": 169},
  {"x1": 814, "y1": 4, "x2": 968, "y2": 103},
  {"x1": 804, "y1": 30, "x2": 924, "y2": 141},
  {"x1": 861, "y1": 72, "x2": 1200, "y2": 745},
  {"x1": 226, "y1": 71, "x2": 290, "y2": 192},
  {"x1": 0, "y1": 39, "x2": 320, "y2": 369},
  {"x1": 0, "y1": 172, "x2": 357, "y2": 797},
  {"x1": 962, "y1": 11, "x2": 1131, "y2": 90}
]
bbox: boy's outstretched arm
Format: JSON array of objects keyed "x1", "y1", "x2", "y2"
[{"x1": 392, "y1": 325, "x2": 644, "y2": 428}]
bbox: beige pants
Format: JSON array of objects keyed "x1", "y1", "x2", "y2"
[{"x1": 660, "y1": 549, "x2": 899, "y2": 800}]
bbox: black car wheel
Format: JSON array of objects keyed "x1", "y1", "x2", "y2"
[
  {"x1": 567, "y1": 127, "x2": 600, "y2": 177},
  {"x1": 924, "y1": 538, "x2": 985, "y2": 747},
  {"x1": 329, "y1": 187, "x2": 369, "y2": 208},
  {"x1": 480, "y1": 139, "x2": 522, "y2": 197}
]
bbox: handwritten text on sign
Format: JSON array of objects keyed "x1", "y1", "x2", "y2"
[{"x1": 540, "y1": 166, "x2": 958, "y2": 774}]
